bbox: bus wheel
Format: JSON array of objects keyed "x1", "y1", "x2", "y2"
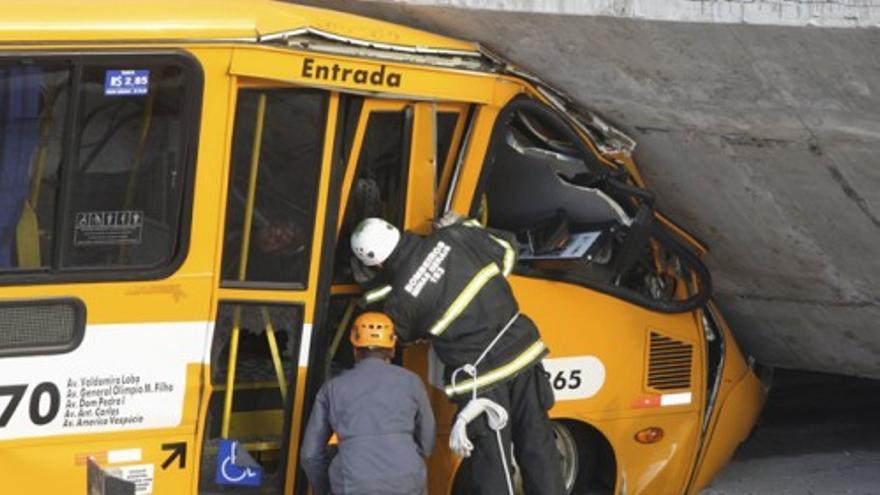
[
  {"x1": 453, "y1": 420, "x2": 603, "y2": 495},
  {"x1": 552, "y1": 420, "x2": 596, "y2": 494},
  {"x1": 513, "y1": 421, "x2": 594, "y2": 494},
  {"x1": 553, "y1": 421, "x2": 579, "y2": 491}
]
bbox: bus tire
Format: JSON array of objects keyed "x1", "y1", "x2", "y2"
[
  {"x1": 553, "y1": 419, "x2": 597, "y2": 494},
  {"x1": 451, "y1": 420, "x2": 609, "y2": 495}
]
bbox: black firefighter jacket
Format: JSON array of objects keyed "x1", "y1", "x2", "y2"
[{"x1": 368, "y1": 219, "x2": 549, "y2": 399}]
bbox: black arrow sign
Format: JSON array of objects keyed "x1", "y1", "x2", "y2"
[{"x1": 161, "y1": 442, "x2": 187, "y2": 470}]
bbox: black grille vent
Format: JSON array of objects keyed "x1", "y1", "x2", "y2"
[
  {"x1": 0, "y1": 298, "x2": 85, "y2": 358},
  {"x1": 648, "y1": 332, "x2": 693, "y2": 390}
]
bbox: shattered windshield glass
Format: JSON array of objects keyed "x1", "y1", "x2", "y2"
[{"x1": 476, "y1": 98, "x2": 711, "y2": 313}]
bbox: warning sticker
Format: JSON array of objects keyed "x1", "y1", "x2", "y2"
[
  {"x1": 87, "y1": 458, "x2": 136, "y2": 495},
  {"x1": 107, "y1": 464, "x2": 154, "y2": 495},
  {"x1": 74, "y1": 210, "x2": 144, "y2": 246}
]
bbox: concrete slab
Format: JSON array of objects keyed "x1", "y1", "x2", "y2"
[{"x1": 291, "y1": 0, "x2": 880, "y2": 378}]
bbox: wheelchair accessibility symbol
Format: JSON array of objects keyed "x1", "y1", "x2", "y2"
[{"x1": 215, "y1": 439, "x2": 263, "y2": 487}]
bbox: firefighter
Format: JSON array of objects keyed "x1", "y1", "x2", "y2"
[
  {"x1": 300, "y1": 312, "x2": 435, "y2": 495},
  {"x1": 351, "y1": 216, "x2": 566, "y2": 495}
]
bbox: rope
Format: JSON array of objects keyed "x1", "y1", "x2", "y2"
[{"x1": 448, "y1": 312, "x2": 520, "y2": 495}]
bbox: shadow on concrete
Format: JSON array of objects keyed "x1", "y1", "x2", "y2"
[
  {"x1": 704, "y1": 369, "x2": 880, "y2": 494},
  {"x1": 737, "y1": 369, "x2": 880, "y2": 460}
]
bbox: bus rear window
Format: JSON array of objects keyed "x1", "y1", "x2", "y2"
[{"x1": 0, "y1": 55, "x2": 199, "y2": 279}]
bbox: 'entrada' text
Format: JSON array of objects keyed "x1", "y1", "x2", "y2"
[{"x1": 301, "y1": 58, "x2": 402, "y2": 88}]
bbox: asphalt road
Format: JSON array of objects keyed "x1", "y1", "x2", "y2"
[{"x1": 702, "y1": 370, "x2": 880, "y2": 495}]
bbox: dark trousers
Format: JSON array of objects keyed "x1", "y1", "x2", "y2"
[{"x1": 457, "y1": 364, "x2": 567, "y2": 495}]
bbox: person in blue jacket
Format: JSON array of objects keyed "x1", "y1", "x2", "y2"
[{"x1": 300, "y1": 312, "x2": 435, "y2": 495}]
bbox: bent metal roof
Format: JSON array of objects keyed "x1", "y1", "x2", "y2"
[
  {"x1": 0, "y1": 0, "x2": 477, "y2": 53},
  {"x1": 0, "y1": 0, "x2": 635, "y2": 157}
]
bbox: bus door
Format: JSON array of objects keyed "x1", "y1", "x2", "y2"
[
  {"x1": 195, "y1": 78, "x2": 340, "y2": 494},
  {"x1": 0, "y1": 54, "x2": 207, "y2": 493},
  {"x1": 302, "y1": 97, "x2": 470, "y2": 494}
]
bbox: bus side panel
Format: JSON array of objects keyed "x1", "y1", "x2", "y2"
[
  {"x1": 510, "y1": 275, "x2": 704, "y2": 494},
  {"x1": 0, "y1": 289, "x2": 213, "y2": 494},
  {"x1": 688, "y1": 306, "x2": 765, "y2": 494},
  {"x1": 402, "y1": 343, "x2": 460, "y2": 495},
  {"x1": 0, "y1": 46, "x2": 233, "y2": 494}
]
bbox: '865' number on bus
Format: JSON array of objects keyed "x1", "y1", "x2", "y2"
[
  {"x1": 551, "y1": 370, "x2": 582, "y2": 390},
  {"x1": 0, "y1": 383, "x2": 61, "y2": 427}
]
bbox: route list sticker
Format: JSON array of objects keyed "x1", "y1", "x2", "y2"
[
  {"x1": 0, "y1": 323, "x2": 208, "y2": 442},
  {"x1": 61, "y1": 374, "x2": 174, "y2": 430},
  {"x1": 74, "y1": 210, "x2": 144, "y2": 246}
]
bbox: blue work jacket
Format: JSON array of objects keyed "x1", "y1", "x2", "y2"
[{"x1": 300, "y1": 358, "x2": 435, "y2": 495}]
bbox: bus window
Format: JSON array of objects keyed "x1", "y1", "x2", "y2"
[
  {"x1": 0, "y1": 56, "x2": 199, "y2": 278},
  {"x1": 199, "y1": 301, "x2": 303, "y2": 494},
  {"x1": 338, "y1": 97, "x2": 365, "y2": 173},
  {"x1": 322, "y1": 296, "x2": 359, "y2": 378},
  {"x1": 0, "y1": 64, "x2": 69, "y2": 270},
  {"x1": 333, "y1": 107, "x2": 412, "y2": 283},
  {"x1": 435, "y1": 105, "x2": 470, "y2": 218},
  {"x1": 62, "y1": 62, "x2": 192, "y2": 270},
  {"x1": 435, "y1": 111, "x2": 459, "y2": 190},
  {"x1": 221, "y1": 89, "x2": 327, "y2": 287}
]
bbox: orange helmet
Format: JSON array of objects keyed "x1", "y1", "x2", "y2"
[{"x1": 350, "y1": 312, "x2": 397, "y2": 349}]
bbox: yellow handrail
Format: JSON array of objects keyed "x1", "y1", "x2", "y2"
[
  {"x1": 123, "y1": 90, "x2": 155, "y2": 209},
  {"x1": 118, "y1": 89, "x2": 156, "y2": 264},
  {"x1": 15, "y1": 84, "x2": 59, "y2": 268},
  {"x1": 324, "y1": 299, "x2": 357, "y2": 381},
  {"x1": 237, "y1": 93, "x2": 267, "y2": 281},
  {"x1": 262, "y1": 307, "x2": 289, "y2": 404},
  {"x1": 221, "y1": 93, "x2": 267, "y2": 439},
  {"x1": 220, "y1": 308, "x2": 242, "y2": 439}
]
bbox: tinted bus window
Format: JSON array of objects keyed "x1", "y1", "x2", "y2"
[
  {"x1": 200, "y1": 301, "x2": 303, "y2": 493},
  {"x1": 62, "y1": 63, "x2": 191, "y2": 269},
  {"x1": 0, "y1": 65, "x2": 69, "y2": 270},
  {"x1": 435, "y1": 111, "x2": 458, "y2": 189},
  {"x1": 333, "y1": 109, "x2": 410, "y2": 283},
  {"x1": 0, "y1": 57, "x2": 197, "y2": 277},
  {"x1": 221, "y1": 90, "x2": 326, "y2": 287}
]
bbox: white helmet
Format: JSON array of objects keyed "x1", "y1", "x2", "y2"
[{"x1": 351, "y1": 218, "x2": 401, "y2": 267}]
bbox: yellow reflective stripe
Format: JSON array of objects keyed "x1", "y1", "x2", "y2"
[
  {"x1": 363, "y1": 284, "x2": 392, "y2": 304},
  {"x1": 428, "y1": 263, "x2": 500, "y2": 336},
  {"x1": 445, "y1": 340, "x2": 547, "y2": 397},
  {"x1": 488, "y1": 234, "x2": 515, "y2": 277},
  {"x1": 462, "y1": 219, "x2": 514, "y2": 276}
]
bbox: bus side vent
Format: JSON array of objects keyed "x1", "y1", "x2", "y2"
[
  {"x1": 648, "y1": 332, "x2": 693, "y2": 390},
  {"x1": 0, "y1": 298, "x2": 85, "y2": 358}
]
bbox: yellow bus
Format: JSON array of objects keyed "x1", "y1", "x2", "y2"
[{"x1": 0, "y1": 1, "x2": 767, "y2": 494}]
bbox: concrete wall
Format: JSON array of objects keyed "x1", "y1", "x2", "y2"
[
  {"x1": 381, "y1": 0, "x2": 880, "y2": 28},
  {"x1": 293, "y1": 0, "x2": 880, "y2": 378}
]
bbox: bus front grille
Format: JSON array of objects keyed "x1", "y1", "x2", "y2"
[{"x1": 648, "y1": 332, "x2": 693, "y2": 390}]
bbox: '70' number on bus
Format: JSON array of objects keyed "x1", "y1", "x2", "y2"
[{"x1": 0, "y1": 383, "x2": 61, "y2": 427}]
